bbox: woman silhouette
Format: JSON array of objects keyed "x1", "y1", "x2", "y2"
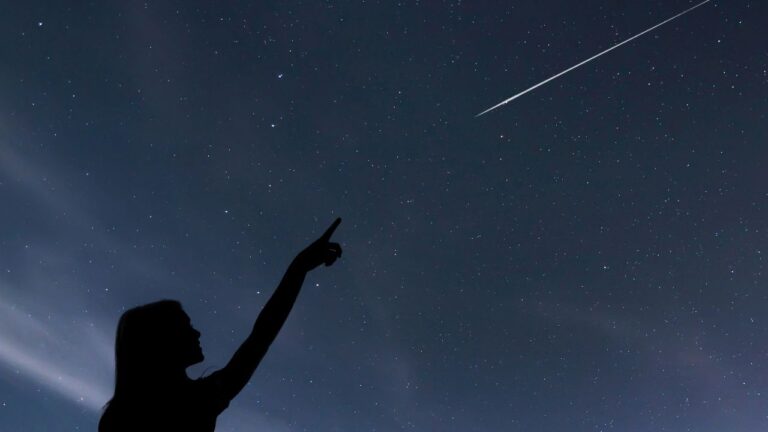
[{"x1": 99, "y1": 219, "x2": 343, "y2": 431}]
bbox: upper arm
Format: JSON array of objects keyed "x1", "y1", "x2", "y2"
[{"x1": 203, "y1": 334, "x2": 271, "y2": 402}]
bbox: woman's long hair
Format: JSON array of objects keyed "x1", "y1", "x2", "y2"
[{"x1": 103, "y1": 300, "x2": 185, "y2": 411}]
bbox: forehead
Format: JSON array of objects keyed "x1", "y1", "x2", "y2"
[{"x1": 166, "y1": 307, "x2": 191, "y2": 324}]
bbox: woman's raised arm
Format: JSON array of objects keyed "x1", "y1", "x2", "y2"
[{"x1": 209, "y1": 218, "x2": 342, "y2": 401}]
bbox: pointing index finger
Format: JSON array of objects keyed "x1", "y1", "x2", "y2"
[{"x1": 320, "y1": 217, "x2": 341, "y2": 241}]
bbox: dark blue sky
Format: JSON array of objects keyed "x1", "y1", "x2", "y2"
[{"x1": 1, "y1": 1, "x2": 767, "y2": 431}]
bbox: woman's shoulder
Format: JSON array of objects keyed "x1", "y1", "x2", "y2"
[
  {"x1": 98, "y1": 401, "x2": 148, "y2": 431},
  {"x1": 98, "y1": 404, "x2": 121, "y2": 432}
]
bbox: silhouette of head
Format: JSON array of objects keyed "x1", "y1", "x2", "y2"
[
  {"x1": 101, "y1": 300, "x2": 205, "y2": 429},
  {"x1": 114, "y1": 300, "x2": 203, "y2": 386}
]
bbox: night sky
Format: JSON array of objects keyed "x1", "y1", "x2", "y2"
[{"x1": 1, "y1": 1, "x2": 767, "y2": 431}]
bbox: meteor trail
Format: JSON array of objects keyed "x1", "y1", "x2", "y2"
[{"x1": 476, "y1": 0, "x2": 711, "y2": 117}]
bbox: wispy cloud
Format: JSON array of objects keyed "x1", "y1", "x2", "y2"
[
  {"x1": 0, "y1": 141, "x2": 116, "y2": 410},
  {"x1": 0, "y1": 290, "x2": 113, "y2": 409}
]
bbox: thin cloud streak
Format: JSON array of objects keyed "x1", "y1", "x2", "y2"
[{"x1": 0, "y1": 295, "x2": 112, "y2": 410}]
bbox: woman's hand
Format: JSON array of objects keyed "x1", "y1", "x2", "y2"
[{"x1": 292, "y1": 218, "x2": 342, "y2": 272}]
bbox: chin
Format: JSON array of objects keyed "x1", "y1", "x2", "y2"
[
  {"x1": 185, "y1": 356, "x2": 204, "y2": 368},
  {"x1": 185, "y1": 350, "x2": 205, "y2": 367}
]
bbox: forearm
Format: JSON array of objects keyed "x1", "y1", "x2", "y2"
[
  {"x1": 212, "y1": 219, "x2": 341, "y2": 401},
  {"x1": 214, "y1": 260, "x2": 308, "y2": 397},
  {"x1": 248, "y1": 259, "x2": 307, "y2": 347}
]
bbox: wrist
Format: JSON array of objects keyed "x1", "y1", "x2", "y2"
[{"x1": 289, "y1": 257, "x2": 311, "y2": 274}]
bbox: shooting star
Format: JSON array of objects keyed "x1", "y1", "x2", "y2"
[{"x1": 476, "y1": 0, "x2": 711, "y2": 117}]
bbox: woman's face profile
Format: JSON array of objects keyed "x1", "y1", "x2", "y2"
[{"x1": 167, "y1": 310, "x2": 204, "y2": 368}]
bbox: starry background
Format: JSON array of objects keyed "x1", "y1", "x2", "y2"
[{"x1": 0, "y1": 1, "x2": 766, "y2": 431}]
